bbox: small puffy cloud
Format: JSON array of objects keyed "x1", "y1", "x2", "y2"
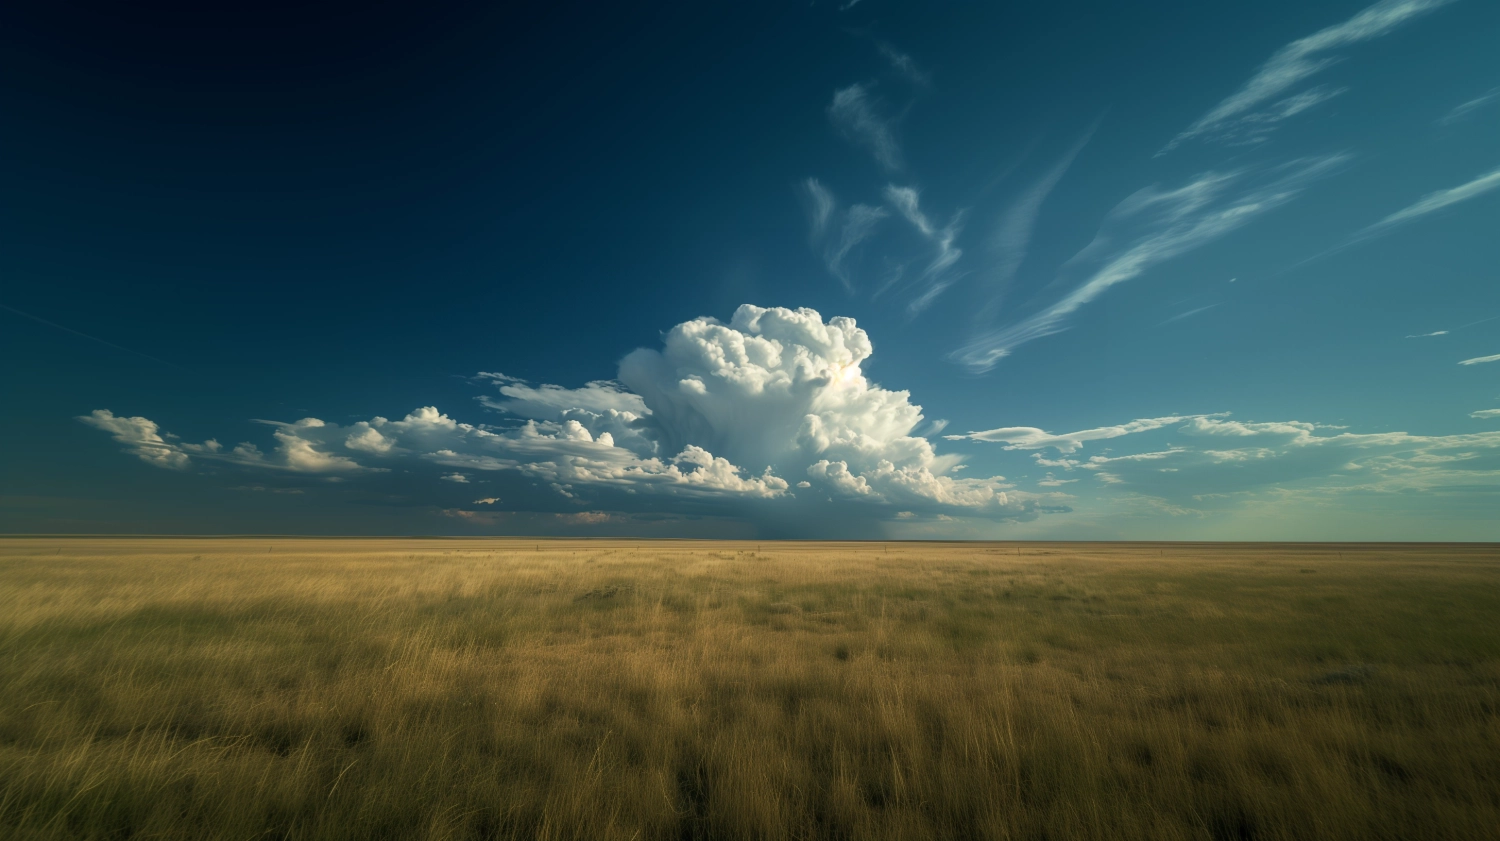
[
  {"x1": 260, "y1": 421, "x2": 368, "y2": 473},
  {"x1": 80, "y1": 410, "x2": 379, "y2": 475},
  {"x1": 481, "y1": 376, "x2": 647, "y2": 419},
  {"x1": 440, "y1": 473, "x2": 470, "y2": 483},
  {"x1": 473, "y1": 497, "x2": 501, "y2": 505},
  {"x1": 441, "y1": 509, "x2": 502, "y2": 525},
  {"x1": 557, "y1": 511, "x2": 614, "y2": 525},
  {"x1": 345, "y1": 422, "x2": 394, "y2": 454},
  {"x1": 77, "y1": 410, "x2": 193, "y2": 469}
]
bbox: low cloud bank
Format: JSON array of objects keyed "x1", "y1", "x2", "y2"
[{"x1": 82, "y1": 305, "x2": 1058, "y2": 532}]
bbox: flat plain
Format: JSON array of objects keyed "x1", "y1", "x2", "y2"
[{"x1": 0, "y1": 538, "x2": 1497, "y2": 841}]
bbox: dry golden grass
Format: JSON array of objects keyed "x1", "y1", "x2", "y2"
[{"x1": 0, "y1": 538, "x2": 1497, "y2": 840}]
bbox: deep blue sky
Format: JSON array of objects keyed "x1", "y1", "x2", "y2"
[{"x1": 2, "y1": 0, "x2": 1497, "y2": 538}]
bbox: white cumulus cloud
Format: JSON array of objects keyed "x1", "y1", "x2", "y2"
[
  {"x1": 77, "y1": 409, "x2": 195, "y2": 470},
  {"x1": 80, "y1": 306, "x2": 1058, "y2": 527}
]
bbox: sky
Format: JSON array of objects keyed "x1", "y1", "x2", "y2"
[{"x1": 2, "y1": 0, "x2": 1497, "y2": 540}]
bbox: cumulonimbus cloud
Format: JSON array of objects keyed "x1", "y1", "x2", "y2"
[{"x1": 81, "y1": 306, "x2": 1058, "y2": 527}]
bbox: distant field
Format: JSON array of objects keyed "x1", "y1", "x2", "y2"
[{"x1": 0, "y1": 539, "x2": 1497, "y2": 840}]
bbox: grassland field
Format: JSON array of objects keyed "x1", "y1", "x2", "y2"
[{"x1": 0, "y1": 538, "x2": 1497, "y2": 840}]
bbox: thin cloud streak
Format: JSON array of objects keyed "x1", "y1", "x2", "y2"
[
  {"x1": 1440, "y1": 87, "x2": 1500, "y2": 125},
  {"x1": 828, "y1": 83, "x2": 902, "y2": 172},
  {"x1": 1158, "y1": 304, "x2": 1220, "y2": 326},
  {"x1": 970, "y1": 121, "x2": 1100, "y2": 330},
  {"x1": 1459, "y1": 353, "x2": 1500, "y2": 366},
  {"x1": 801, "y1": 178, "x2": 889, "y2": 293},
  {"x1": 948, "y1": 414, "x2": 1223, "y2": 453},
  {"x1": 805, "y1": 178, "x2": 835, "y2": 239},
  {"x1": 1161, "y1": 0, "x2": 1454, "y2": 152},
  {"x1": 877, "y1": 42, "x2": 930, "y2": 86},
  {"x1": 953, "y1": 154, "x2": 1348, "y2": 371},
  {"x1": 884, "y1": 185, "x2": 965, "y2": 314},
  {"x1": 1354, "y1": 164, "x2": 1500, "y2": 240},
  {"x1": 1, "y1": 303, "x2": 180, "y2": 369}
]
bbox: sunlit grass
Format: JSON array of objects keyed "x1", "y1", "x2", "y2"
[{"x1": 1, "y1": 538, "x2": 1497, "y2": 840}]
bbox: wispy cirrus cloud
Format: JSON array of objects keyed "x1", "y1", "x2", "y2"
[
  {"x1": 1439, "y1": 86, "x2": 1500, "y2": 125},
  {"x1": 828, "y1": 83, "x2": 902, "y2": 172},
  {"x1": 1161, "y1": 0, "x2": 1455, "y2": 152},
  {"x1": 1158, "y1": 304, "x2": 1220, "y2": 326},
  {"x1": 967, "y1": 122, "x2": 1098, "y2": 334},
  {"x1": 952, "y1": 154, "x2": 1348, "y2": 369},
  {"x1": 883, "y1": 185, "x2": 965, "y2": 314},
  {"x1": 801, "y1": 179, "x2": 889, "y2": 293},
  {"x1": 2, "y1": 303, "x2": 179, "y2": 369},
  {"x1": 1472, "y1": 409, "x2": 1500, "y2": 419},
  {"x1": 1405, "y1": 315, "x2": 1497, "y2": 340},
  {"x1": 1352, "y1": 163, "x2": 1500, "y2": 242},
  {"x1": 1061, "y1": 415, "x2": 1500, "y2": 503},
  {"x1": 947, "y1": 414, "x2": 1222, "y2": 453},
  {"x1": 1459, "y1": 353, "x2": 1500, "y2": 366},
  {"x1": 876, "y1": 42, "x2": 930, "y2": 86},
  {"x1": 962, "y1": 412, "x2": 1500, "y2": 506}
]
